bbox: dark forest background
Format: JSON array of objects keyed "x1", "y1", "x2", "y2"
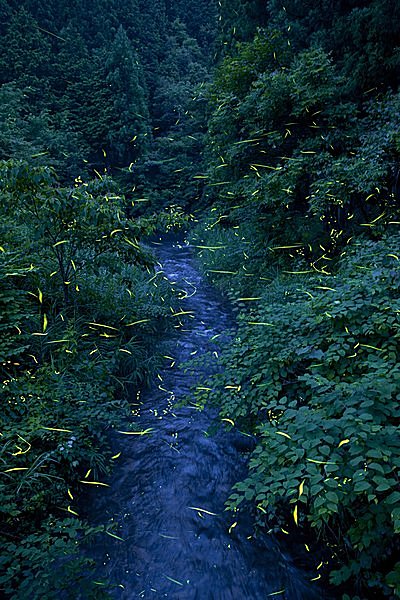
[{"x1": 0, "y1": 1, "x2": 399, "y2": 598}]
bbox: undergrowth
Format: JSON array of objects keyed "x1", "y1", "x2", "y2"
[
  {"x1": 0, "y1": 160, "x2": 178, "y2": 598},
  {"x1": 190, "y1": 221, "x2": 400, "y2": 599}
]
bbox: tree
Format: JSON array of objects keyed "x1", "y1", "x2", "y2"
[
  {"x1": 266, "y1": 0, "x2": 400, "y2": 93},
  {"x1": 102, "y1": 25, "x2": 150, "y2": 165},
  {"x1": 0, "y1": 8, "x2": 51, "y2": 97}
]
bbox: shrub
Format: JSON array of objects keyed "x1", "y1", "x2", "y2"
[
  {"x1": 193, "y1": 232, "x2": 400, "y2": 598},
  {"x1": 0, "y1": 161, "x2": 177, "y2": 596}
]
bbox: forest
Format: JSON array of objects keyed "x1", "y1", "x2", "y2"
[{"x1": 0, "y1": 0, "x2": 399, "y2": 598}]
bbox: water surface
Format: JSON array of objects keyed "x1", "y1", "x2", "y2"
[{"x1": 82, "y1": 238, "x2": 332, "y2": 599}]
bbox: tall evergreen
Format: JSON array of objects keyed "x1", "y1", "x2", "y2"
[
  {"x1": 0, "y1": 8, "x2": 51, "y2": 94},
  {"x1": 103, "y1": 25, "x2": 150, "y2": 165}
]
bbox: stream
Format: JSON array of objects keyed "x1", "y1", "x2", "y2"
[{"x1": 82, "y1": 237, "x2": 334, "y2": 600}]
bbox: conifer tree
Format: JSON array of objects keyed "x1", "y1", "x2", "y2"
[
  {"x1": 103, "y1": 25, "x2": 150, "y2": 165},
  {"x1": 0, "y1": 8, "x2": 51, "y2": 101}
]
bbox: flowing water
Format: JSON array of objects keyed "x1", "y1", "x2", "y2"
[{"x1": 82, "y1": 237, "x2": 334, "y2": 600}]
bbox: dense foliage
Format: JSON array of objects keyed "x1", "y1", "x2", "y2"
[
  {"x1": 1, "y1": 0, "x2": 399, "y2": 597},
  {"x1": 188, "y1": 1, "x2": 400, "y2": 598},
  {"x1": 191, "y1": 226, "x2": 400, "y2": 597},
  {"x1": 0, "y1": 1, "x2": 218, "y2": 595},
  {"x1": 0, "y1": 160, "x2": 180, "y2": 597},
  {"x1": 0, "y1": 0, "x2": 217, "y2": 203}
]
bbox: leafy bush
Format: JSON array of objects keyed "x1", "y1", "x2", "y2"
[
  {"x1": 206, "y1": 30, "x2": 400, "y2": 260},
  {"x1": 193, "y1": 231, "x2": 400, "y2": 598},
  {"x1": 0, "y1": 518, "x2": 110, "y2": 599},
  {"x1": 0, "y1": 160, "x2": 177, "y2": 597}
]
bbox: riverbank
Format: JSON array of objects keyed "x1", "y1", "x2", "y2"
[{"x1": 81, "y1": 237, "x2": 333, "y2": 599}]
